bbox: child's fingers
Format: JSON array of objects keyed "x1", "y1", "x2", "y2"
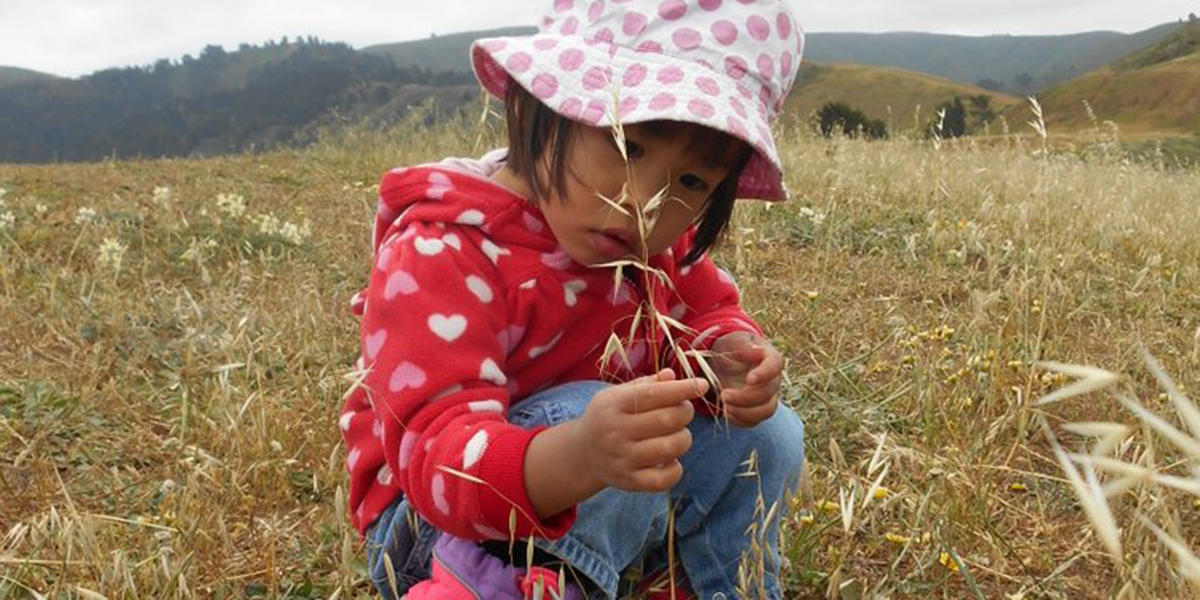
[
  {"x1": 623, "y1": 377, "x2": 709, "y2": 413},
  {"x1": 724, "y1": 400, "x2": 778, "y2": 428},
  {"x1": 625, "y1": 401, "x2": 695, "y2": 440},
  {"x1": 626, "y1": 368, "x2": 676, "y2": 386},
  {"x1": 745, "y1": 349, "x2": 782, "y2": 386},
  {"x1": 624, "y1": 460, "x2": 684, "y2": 493},
  {"x1": 629, "y1": 427, "x2": 693, "y2": 467},
  {"x1": 721, "y1": 381, "x2": 779, "y2": 407}
]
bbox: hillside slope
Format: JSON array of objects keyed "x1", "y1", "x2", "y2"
[
  {"x1": 1011, "y1": 21, "x2": 1200, "y2": 134},
  {"x1": 785, "y1": 63, "x2": 1021, "y2": 131},
  {"x1": 0, "y1": 66, "x2": 61, "y2": 88}
]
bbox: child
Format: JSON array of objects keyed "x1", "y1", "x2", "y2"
[{"x1": 340, "y1": 0, "x2": 807, "y2": 597}]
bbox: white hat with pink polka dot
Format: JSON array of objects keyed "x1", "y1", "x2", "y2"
[{"x1": 470, "y1": 0, "x2": 803, "y2": 202}]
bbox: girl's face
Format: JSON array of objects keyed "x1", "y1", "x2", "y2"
[{"x1": 529, "y1": 122, "x2": 735, "y2": 267}]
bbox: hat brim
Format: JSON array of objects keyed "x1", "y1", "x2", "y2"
[{"x1": 470, "y1": 34, "x2": 788, "y2": 202}]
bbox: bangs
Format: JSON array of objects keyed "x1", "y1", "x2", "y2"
[{"x1": 637, "y1": 120, "x2": 754, "y2": 171}]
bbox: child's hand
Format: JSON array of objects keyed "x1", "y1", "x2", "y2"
[
  {"x1": 573, "y1": 369, "x2": 707, "y2": 493},
  {"x1": 710, "y1": 332, "x2": 783, "y2": 428}
]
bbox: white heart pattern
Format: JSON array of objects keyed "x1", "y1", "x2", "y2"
[
  {"x1": 414, "y1": 236, "x2": 445, "y2": 256},
  {"x1": 462, "y1": 430, "x2": 489, "y2": 470},
  {"x1": 456, "y1": 210, "x2": 485, "y2": 226},
  {"x1": 384, "y1": 269, "x2": 419, "y2": 300},
  {"x1": 428, "y1": 314, "x2": 468, "y2": 342},
  {"x1": 466, "y1": 275, "x2": 493, "y2": 303},
  {"x1": 480, "y1": 239, "x2": 510, "y2": 264},
  {"x1": 522, "y1": 211, "x2": 544, "y2": 232},
  {"x1": 389, "y1": 362, "x2": 427, "y2": 392},
  {"x1": 541, "y1": 248, "x2": 572, "y2": 270},
  {"x1": 497, "y1": 325, "x2": 526, "y2": 355},
  {"x1": 468, "y1": 399, "x2": 504, "y2": 413},
  {"x1": 563, "y1": 280, "x2": 588, "y2": 307},
  {"x1": 376, "y1": 464, "x2": 393, "y2": 485},
  {"x1": 479, "y1": 358, "x2": 507, "y2": 386},
  {"x1": 347, "y1": 447, "x2": 362, "y2": 471},
  {"x1": 365, "y1": 329, "x2": 387, "y2": 360},
  {"x1": 399, "y1": 431, "x2": 418, "y2": 468},
  {"x1": 442, "y1": 233, "x2": 462, "y2": 251},
  {"x1": 529, "y1": 331, "x2": 564, "y2": 359},
  {"x1": 339, "y1": 411, "x2": 354, "y2": 431},
  {"x1": 427, "y1": 172, "x2": 454, "y2": 200},
  {"x1": 431, "y1": 472, "x2": 450, "y2": 514}
]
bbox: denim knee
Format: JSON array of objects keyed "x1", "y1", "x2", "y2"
[{"x1": 748, "y1": 404, "x2": 806, "y2": 497}]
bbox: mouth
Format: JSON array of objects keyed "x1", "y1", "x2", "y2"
[{"x1": 588, "y1": 228, "x2": 639, "y2": 260}]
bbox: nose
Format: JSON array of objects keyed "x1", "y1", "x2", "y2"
[{"x1": 622, "y1": 164, "x2": 673, "y2": 221}]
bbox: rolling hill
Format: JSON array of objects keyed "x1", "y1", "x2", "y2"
[
  {"x1": 784, "y1": 63, "x2": 1022, "y2": 132},
  {"x1": 1008, "y1": 20, "x2": 1200, "y2": 134},
  {"x1": 361, "y1": 23, "x2": 1183, "y2": 95},
  {"x1": 0, "y1": 66, "x2": 61, "y2": 88}
]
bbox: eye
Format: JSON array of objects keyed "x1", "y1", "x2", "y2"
[
  {"x1": 680, "y1": 174, "x2": 709, "y2": 192},
  {"x1": 622, "y1": 140, "x2": 644, "y2": 160}
]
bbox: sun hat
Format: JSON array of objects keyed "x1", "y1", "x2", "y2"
[{"x1": 470, "y1": 0, "x2": 804, "y2": 202}]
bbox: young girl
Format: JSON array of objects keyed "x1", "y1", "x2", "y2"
[{"x1": 341, "y1": 1, "x2": 806, "y2": 597}]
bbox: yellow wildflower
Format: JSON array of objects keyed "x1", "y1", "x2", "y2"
[
  {"x1": 939, "y1": 552, "x2": 961, "y2": 572},
  {"x1": 885, "y1": 533, "x2": 911, "y2": 545},
  {"x1": 873, "y1": 487, "x2": 890, "y2": 500},
  {"x1": 817, "y1": 500, "x2": 839, "y2": 513},
  {"x1": 1010, "y1": 483, "x2": 1028, "y2": 493}
]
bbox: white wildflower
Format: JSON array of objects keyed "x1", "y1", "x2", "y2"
[
  {"x1": 0, "y1": 211, "x2": 14, "y2": 230},
  {"x1": 216, "y1": 193, "x2": 246, "y2": 219},
  {"x1": 0, "y1": 187, "x2": 7, "y2": 200},
  {"x1": 180, "y1": 237, "x2": 217, "y2": 262},
  {"x1": 35, "y1": 204, "x2": 48, "y2": 217},
  {"x1": 798, "y1": 206, "x2": 827, "y2": 226},
  {"x1": 75, "y1": 207, "x2": 98, "y2": 225},
  {"x1": 97, "y1": 237, "x2": 127, "y2": 271},
  {"x1": 153, "y1": 186, "x2": 172, "y2": 206},
  {"x1": 255, "y1": 213, "x2": 281, "y2": 236},
  {"x1": 279, "y1": 219, "x2": 312, "y2": 245}
]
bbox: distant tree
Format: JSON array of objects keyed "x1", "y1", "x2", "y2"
[
  {"x1": 975, "y1": 78, "x2": 1003, "y2": 92},
  {"x1": 201, "y1": 44, "x2": 226, "y2": 60},
  {"x1": 816, "y1": 102, "x2": 887, "y2": 140},
  {"x1": 1013, "y1": 71, "x2": 1035, "y2": 92},
  {"x1": 1189, "y1": 12, "x2": 1197, "y2": 22},
  {"x1": 931, "y1": 97, "x2": 968, "y2": 138}
]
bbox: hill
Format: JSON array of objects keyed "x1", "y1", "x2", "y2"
[
  {"x1": 784, "y1": 63, "x2": 1022, "y2": 132},
  {"x1": 361, "y1": 23, "x2": 1182, "y2": 95},
  {"x1": 361, "y1": 27, "x2": 538, "y2": 74},
  {"x1": 1008, "y1": 20, "x2": 1200, "y2": 134},
  {"x1": 0, "y1": 66, "x2": 61, "y2": 88}
]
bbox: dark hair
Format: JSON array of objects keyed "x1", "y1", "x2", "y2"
[{"x1": 502, "y1": 77, "x2": 754, "y2": 264}]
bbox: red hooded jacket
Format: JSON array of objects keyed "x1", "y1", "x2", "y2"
[{"x1": 341, "y1": 150, "x2": 763, "y2": 538}]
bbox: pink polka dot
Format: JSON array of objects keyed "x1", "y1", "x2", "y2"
[
  {"x1": 673, "y1": 28, "x2": 702, "y2": 50},
  {"x1": 699, "y1": 0, "x2": 722, "y2": 9},
  {"x1": 559, "y1": 48, "x2": 584, "y2": 70},
  {"x1": 506, "y1": 52, "x2": 532, "y2": 73},
  {"x1": 588, "y1": 0, "x2": 605, "y2": 21},
  {"x1": 729, "y1": 96, "x2": 747, "y2": 118},
  {"x1": 482, "y1": 40, "x2": 508, "y2": 52},
  {"x1": 747, "y1": 15, "x2": 770, "y2": 41},
  {"x1": 688, "y1": 99, "x2": 715, "y2": 118},
  {"x1": 727, "y1": 115, "x2": 749, "y2": 139},
  {"x1": 695, "y1": 76, "x2": 720, "y2": 96},
  {"x1": 623, "y1": 11, "x2": 647, "y2": 36},
  {"x1": 619, "y1": 96, "x2": 639, "y2": 118},
  {"x1": 657, "y1": 65, "x2": 684, "y2": 84},
  {"x1": 658, "y1": 0, "x2": 687, "y2": 20},
  {"x1": 636, "y1": 40, "x2": 664, "y2": 53},
  {"x1": 554, "y1": 0, "x2": 574, "y2": 11},
  {"x1": 757, "y1": 53, "x2": 775, "y2": 79},
  {"x1": 534, "y1": 37, "x2": 559, "y2": 50},
  {"x1": 582, "y1": 66, "x2": 611, "y2": 91},
  {"x1": 724, "y1": 56, "x2": 748, "y2": 79},
  {"x1": 737, "y1": 83, "x2": 753, "y2": 99},
  {"x1": 559, "y1": 98, "x2": 583, "y2": 119},
  {"x1": 649, "y1": 93, "x2": 676, "y2": 110},
  {"x1": 589, "y1": 27, "x2": 614, "y2": 45},
  {"x1": 560, "y1": 16, "x2": 579, "y2": 35},
  {"x1": 542, "y1": 15, "x2": 555, "y2": 28},
  {"x1": 711, "y1": 20, "x2": 738, "y2": 45},
  {"x1": 582, "y1": 100, "x2": 607, "y2": 124},
  {"x1": 623, "y1": 63, "x2": 648, "y2": 87},
  {"x1": 759, "y1": 85, "x2": 772, "y2": 109},
  {"x1": 531, "y1": 73, "x2": 559, "y2": 99},
  {"x1": 781, "y1": 51, "x2": 793, "y2": 77},
  {"x1": 777, "y1": 13, "x2": 793, "y2": 39}
]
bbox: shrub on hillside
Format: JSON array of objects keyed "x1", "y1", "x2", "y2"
[{"x1": 815, "y1": 102, "x2": 888, "y2": 140}]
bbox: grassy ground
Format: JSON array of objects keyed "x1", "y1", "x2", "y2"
[{"x1": 1, "y1": 113, "x2": 1198, "y2": 598}]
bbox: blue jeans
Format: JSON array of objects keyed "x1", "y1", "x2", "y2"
[{"x1": 366, "y1": 381, "x2": 806, "y2": 599}]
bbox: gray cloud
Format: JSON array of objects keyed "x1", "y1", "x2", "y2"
[{"x1": 1, "y1": 0, "x2": 1195, "y2": 77}]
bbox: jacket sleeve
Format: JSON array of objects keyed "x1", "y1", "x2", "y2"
[
  {"x1": 661, "y1": 232, "x2": 764, "y2": 408},
  {"x1": 353, "y1": 222, "x2": 575, "y2": 540}
]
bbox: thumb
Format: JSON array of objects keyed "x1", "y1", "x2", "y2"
[{"x1": 729, "y1": 341, "x2": 765, "y2": 365}]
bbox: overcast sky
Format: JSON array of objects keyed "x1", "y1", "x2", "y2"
[{"x1": 2, "y1": 0, "x2": 1196, "y2": 78}]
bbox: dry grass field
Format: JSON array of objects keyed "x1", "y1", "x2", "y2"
[{"x1": 2, "y1": 108, "x2": 1199, "y2": 599}]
